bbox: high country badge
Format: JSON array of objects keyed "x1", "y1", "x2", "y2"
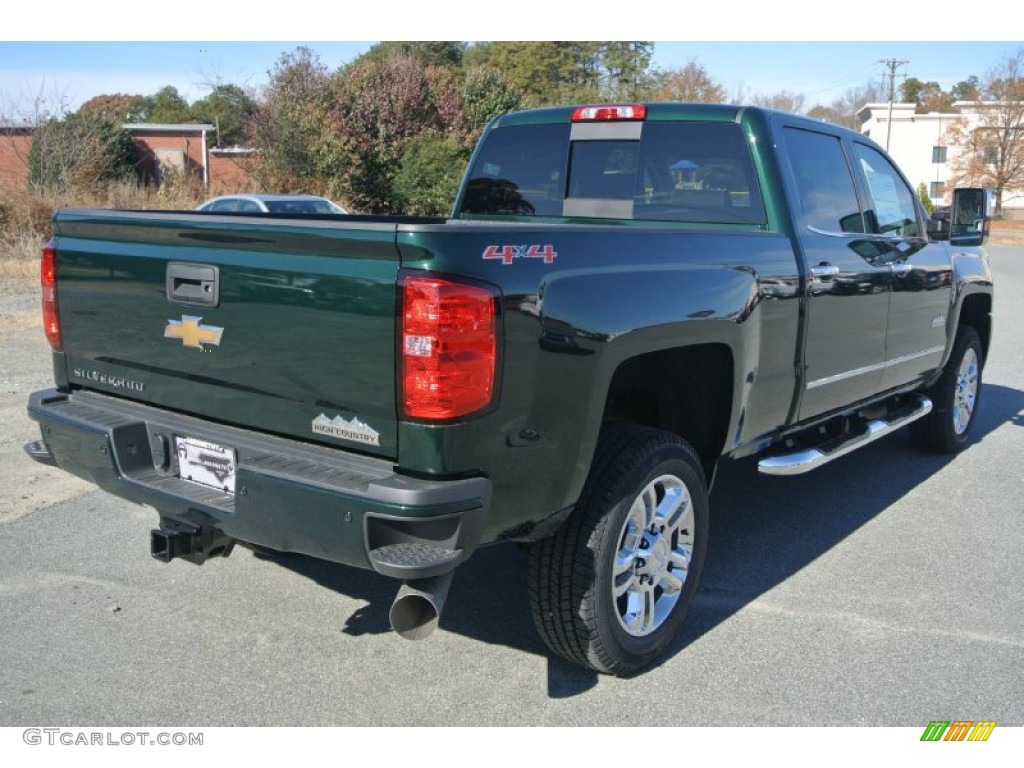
[
  {"x1": 165, "y1": 315, "x2": 224, "y2": 350},
  {"x1": 312, "y1": 413, "x2": 381, "y2": 446}
]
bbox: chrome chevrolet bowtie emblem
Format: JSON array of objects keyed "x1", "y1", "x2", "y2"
[{"x1": 164, "y1": 315, "x2": 224, "y2": 350}]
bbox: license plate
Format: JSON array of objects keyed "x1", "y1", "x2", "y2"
[{"x1": 174, "y1": 436, "x2": 236, "y2": 494}]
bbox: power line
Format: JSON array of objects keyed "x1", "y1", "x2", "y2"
[{"x1": 803, "y1": 62, "x2": 880, "y2": 98}]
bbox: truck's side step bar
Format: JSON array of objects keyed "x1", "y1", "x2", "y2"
[{"x1": 758, "y1": 395, "x2": 933, "y2": 476}]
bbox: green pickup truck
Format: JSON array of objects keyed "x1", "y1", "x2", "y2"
[{"x1": 25, "y1": 103, "x2": 993, "y2": 675}]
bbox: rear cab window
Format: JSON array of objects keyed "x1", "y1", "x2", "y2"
[{"x1": 458, "y1": 116, "x2": 766, "y2": 226}]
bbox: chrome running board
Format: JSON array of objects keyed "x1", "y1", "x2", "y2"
[{"x1": 758, "y1": 395, "x2": 933, "y2": 476}]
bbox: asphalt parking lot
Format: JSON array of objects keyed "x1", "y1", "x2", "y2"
[{"x1": 1, "y1": 246, "x2": 1022, "y2": 728}]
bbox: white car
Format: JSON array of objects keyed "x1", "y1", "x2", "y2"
[{"x1": 196, "y1": 194, "x2": 347, "y2": 214}]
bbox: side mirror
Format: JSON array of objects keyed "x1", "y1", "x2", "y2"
[{"x1": 949, "y1": 188, "x2": 990, "y2": 247}]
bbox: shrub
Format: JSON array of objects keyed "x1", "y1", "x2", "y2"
[
  {"x1": 394, "y1": 134, "x2": 469, "y2": 216},
  {"x1": 917, "y1": 182, "x2": 934, "y2": 214},
  {"x1": 27, "y1": 113, "x2": 139, "y2": 193}
]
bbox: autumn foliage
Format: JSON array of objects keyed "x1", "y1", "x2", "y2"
[{"x1": 247, "y1": 47, "x2": 522, "y2": 214}]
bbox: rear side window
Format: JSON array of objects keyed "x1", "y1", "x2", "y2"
[
  {"x1": 459, "y1": 121, "x2": 766, "y2": 225},
  {"x1": 784, "y1": 127, "x2": 865, "y2": 234}
]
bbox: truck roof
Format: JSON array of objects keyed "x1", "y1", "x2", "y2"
[{"x1": 488, "y1": 102, "x2": 870, "y2": 143}]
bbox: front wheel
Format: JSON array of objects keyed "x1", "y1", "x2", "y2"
[
  {"x1": 527, "y1": 425, "x2": 709, "y2": 675},
  {"x1": 911, "y1": 325, "x2": 984, "y2": 453}
]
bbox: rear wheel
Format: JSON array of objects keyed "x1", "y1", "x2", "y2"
[
  {"x1": 527, "y1": 425, "x2": 709, "y2": 675},
  {"x1": 911, "y1": 325, "x2": 983, "y2": 453}
]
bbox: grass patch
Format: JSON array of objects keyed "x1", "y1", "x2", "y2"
[{"x1": 1, "y1": 177, "x2": 209, "y2": 280}]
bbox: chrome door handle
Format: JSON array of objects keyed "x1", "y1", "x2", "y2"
[{"x1": 809, "y1": 263, "x2": 840, "y2": 280}]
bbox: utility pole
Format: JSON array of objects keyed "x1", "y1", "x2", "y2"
[{"x1": 880, "y1": 58, "x2": 909, "y2": 151}]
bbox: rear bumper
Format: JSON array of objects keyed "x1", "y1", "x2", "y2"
[{"x1": 26, "y1": 389, "x2": 490, "y2": 579}]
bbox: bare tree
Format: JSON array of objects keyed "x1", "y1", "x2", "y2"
[
  {"x1": 650, "y1": 61, "x2": 727, "y2": 103},
  {"x1": 808, "y1": 79, "x2": 888, "y2": 129},
  {"x1": 1, "y1": 80, "x2": 79, "y2": 190},
  {"x1": 751, "y1": 90, "x2": 806, "y2": 114},
  {"x1": 1, "y1": 78, "x2": 76, "y2": 124},
  {"x1": 944, "y1": 49, "x2": 1024, "y2": 216}
]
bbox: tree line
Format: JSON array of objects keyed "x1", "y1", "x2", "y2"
[{"x1": 8, "y1": 42, "x2": 1024, "y2": 216}]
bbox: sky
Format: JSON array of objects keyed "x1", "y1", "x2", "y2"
[{"x1": 1, "y1": 4, "x2": 1019, "y2": 119}]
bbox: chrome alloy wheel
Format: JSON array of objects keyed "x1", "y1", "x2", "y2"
[
  {"x1": 953, "y1": 346, "x2": 979, "y2": 435},
  {"x1": 527, "y1": 426, "x2": 709, "y2": 675},
  {"x1": 612, "y1": 474, "x2": 694, "y2": 637}
]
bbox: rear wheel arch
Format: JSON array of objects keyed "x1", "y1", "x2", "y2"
[{"x1": 600, "y1": 344, "x2": 734, "y2": 479}]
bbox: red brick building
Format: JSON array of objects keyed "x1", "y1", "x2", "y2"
[
  {"x1": 0, "y1": 126, "x2": 33, "y2": 188},
  {"x1": 126, "y1": 123, "x2": 214, "y2": 185},
  {"x1": 208, "y1": 147, "x2": 261, "y2": 194},
  {"x1": 0, "y1": 123, "x2": 257, "y2": 191}
]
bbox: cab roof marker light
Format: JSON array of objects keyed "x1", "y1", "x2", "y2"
[{"x1": 571, "y1": 105, "x2": 648, "y2": 122}]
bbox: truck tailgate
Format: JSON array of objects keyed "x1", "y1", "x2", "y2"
[{"x1": 52, "y1": 211, "x2": 402, "y2": 458}]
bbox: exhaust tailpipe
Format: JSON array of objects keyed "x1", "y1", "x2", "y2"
[{"x1": 389, "y1": 572, "x2": 454, "y2": 640}]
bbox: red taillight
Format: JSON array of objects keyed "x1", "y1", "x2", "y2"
[
  {"x1": 571, "y1": 104, "x2": 647, "y2": 122},
  {"x1": 401, "y1": 275, "x2": 498, "y2": 420},
  {"x1": 41, "y1": 239, "x2": 61, "y2": 350}
]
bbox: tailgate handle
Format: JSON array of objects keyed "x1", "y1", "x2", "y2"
[{"x1": 167, "y1": 262, "x2": 219, "y2": 307}]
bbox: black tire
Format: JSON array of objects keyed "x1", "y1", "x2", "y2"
[
  {"x1": 526, "y1": 424, "x2": 709, "y2": 676},
  {"x1": 911, "y1": 325, "x2": 984, "y2": 453}
]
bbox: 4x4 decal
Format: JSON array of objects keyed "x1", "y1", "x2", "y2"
[{"x1": 483, "y1": 244, "x2": 558, "y2": 265}]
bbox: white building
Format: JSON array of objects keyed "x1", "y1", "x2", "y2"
[{"x1": 858, "y1": 101, "x2": 1024, "y2": 219}]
